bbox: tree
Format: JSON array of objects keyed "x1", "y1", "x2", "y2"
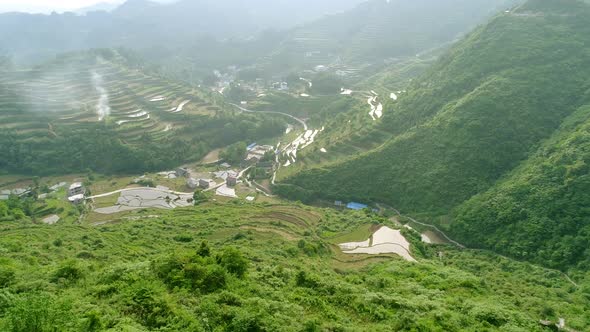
[
  {"x1": 197, "y1": 241, "x2": 211, "y2": 257},
  {"x1": 193, "y1": 191, "x2": 209, "y2": 205},
  {"x1": 311, "y1": 73, "x2": 342, "y2": 95},
  {"x1": 202, "y1": 265, "x2": 227, "y2": 293},
  {"x1": 220, "y1": 142, "x2": 247, "y2": 164},
  {"x1": 0, "y1": 202, "x2": 8, "y2": 218},
  {"x1": 219, "y1": 248, "x2": 248, "y2": 278}
]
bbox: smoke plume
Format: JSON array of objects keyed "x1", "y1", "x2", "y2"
[{"x1": 91, "y1": 70, "x2": 110, "y2": 121}]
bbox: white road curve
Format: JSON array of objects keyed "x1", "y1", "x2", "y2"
[{"x1": 230, "y1": 103, "x2": 308, "y2": 131}]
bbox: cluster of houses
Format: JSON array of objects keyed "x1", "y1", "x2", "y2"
[
  {"x1": 183, "y1": 168, "x2": 238, "y2": 191},
  {"x1": 1, "y1": 181, "x2": 86, "y2": 205},
  {"x1": 244, "y1": 143, "x2": 275, "y2": 179},
  {"x1": 0, "y1": 188, "x2": 30, "y2": 201}
]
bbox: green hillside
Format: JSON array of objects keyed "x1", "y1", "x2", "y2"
[
  {"x1": 0, "y1": 49, "x2": 284, "y2": 175},
  {"x1": 451, "y1": 105, "x2": 590, "y2": 270},
  {"x1": 278, "y1": 0, "x2": 590, "y2": 269},
  {"x1": 282, "y1": 0, "x2": 590, "y2": 209},
  {"x1": 0, "y1": 202, "x2": 588, "y2": 331}
]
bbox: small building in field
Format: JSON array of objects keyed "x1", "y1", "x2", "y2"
[
  {"x1": 199, "y1": 179, "x2": 212, "y2": 189},
  {"x1": 68, "y1": 183, "x2": 85, "y2": 197},
  {"x1": 175, "y1": 168, "x2": 190, "y2": 178},
  {"x1": 226, "y1": 176, "x2": 238, "y2": 187},
  {"x1": 187, "y1": 178, "x2": 199, "y2": 189},
  {"x1": 68, "y1": 194, "x2": 85, "y2": 205},
  {"x1": 335, "y1": 201, "x2": 343, "y2": 207}
]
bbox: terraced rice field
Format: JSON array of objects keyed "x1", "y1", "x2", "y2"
[{"x1": 0, "y1": 53, "x2": 218, "y2": 145}]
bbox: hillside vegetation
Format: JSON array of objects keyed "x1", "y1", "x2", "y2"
[
  {"x1": 452, "y1": 105, "x2": 590, "y2": 270},
  {"x1": 0, "y1": 203, "x2": 589, "y2": 331},
  {"x1": 280, "y1": 0, "x2": 590, "y2": 268},
  {"x1": 283, "y1": 0, "x2": 590, "y2": 210}
]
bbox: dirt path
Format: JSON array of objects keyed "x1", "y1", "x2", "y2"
[{"x1": 377, "y1": 203, "x2": 464, "y2": 247}]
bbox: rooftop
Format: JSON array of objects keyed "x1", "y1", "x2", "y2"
[
  {"x1": 69, "y1": 182, "x2": 83, "y2": 190},
  {"x1": 347, "y1": 202, "x2": 368, "y2": 210},
  {"x1": 68, "y1": 194, "x2": 85, "y2": 201}
]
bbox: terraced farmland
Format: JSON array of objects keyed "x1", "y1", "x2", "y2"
[
  {"x1": 0, "y1": 51, "x2": 284, "y2": 175},
  {"x1": 0, "y1": 52, "x2": 220, "y2": 143}
]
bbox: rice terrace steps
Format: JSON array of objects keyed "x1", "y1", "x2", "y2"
[{"x1": 0, "y1": 50, "x2": 216, "y2": 145}]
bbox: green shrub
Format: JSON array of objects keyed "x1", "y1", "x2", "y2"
[
  {"x1": 173, "y1": 234, "x2": 193, "y2": 243},
  {"x1": 52, "y1": 260, "x2": 83, "y2": 283},
  {"x1": 1, "y1": 293, "x2": 72, "y2": 332},
  {"x1": 0, "y1": 266, "x2": 16, "y2": 288},
  {"x1": 197, "y1": 241, "x2": 211, "y2": 257},
  {"x1": 219, "y1": 248, "x2": 248, "y2": 278},
  {"x1": 126, "y1": 285, "x2": 172, "y2": 329}
]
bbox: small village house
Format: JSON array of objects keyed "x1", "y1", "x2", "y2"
[{"x1": 226, "y1": 176, "x2": 238, "y2": 187}]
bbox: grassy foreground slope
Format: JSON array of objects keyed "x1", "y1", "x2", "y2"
[
  {"x1": 282, "y1": 0, "x2": 590, "y2": 213},
  {"x1": 0, "y1": 203, "x2": 589, "y2": 331}
]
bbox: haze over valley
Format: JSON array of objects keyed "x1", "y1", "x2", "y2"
[{"x1": 0, "y1": 0, "x2": 589, "y2": 331}]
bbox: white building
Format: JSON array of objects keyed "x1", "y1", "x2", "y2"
[
  {"x1": 68, "y1": 183, "x2": 85, "y2": 197},
  {"x1": 68, "y1": 194, "x2": 85, "y2": 205}
]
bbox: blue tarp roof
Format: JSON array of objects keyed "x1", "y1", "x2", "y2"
[
  {"x1": 247, "y1": 143, "x2": 257, "y2": 151},
  {"x1": 347, "y1": 202, "x2": 368, "y2": 210}
]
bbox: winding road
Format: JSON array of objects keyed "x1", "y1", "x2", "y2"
[{"x1": 230, "y1": 103, "x2": 308, "y2": 131}]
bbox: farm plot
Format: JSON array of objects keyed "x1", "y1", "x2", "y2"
[{"x1": 339, "y1": 226, "x2": 416, "y2": 262}]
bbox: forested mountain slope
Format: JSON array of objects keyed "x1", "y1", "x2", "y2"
[
  {"x1": 280, "y1": 0, "x2": 590, "y2": 266},
  {"x1": 452, "y1": 105, "x2": 590, "y2": 270}
]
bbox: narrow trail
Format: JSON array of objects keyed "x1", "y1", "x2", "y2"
[
  {"x1": 377, "y1": 203, "x2": 464, "y2": 248},
  {"x1": 230, "y1": 103, "x2": 308, "y2": 131},
  {"x1": 377, "y1": 203, "x2": 580, "y2": 288}
]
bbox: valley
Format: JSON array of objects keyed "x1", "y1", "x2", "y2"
[{"x1": 1, "y1": 0, "x2": 590, "y2": 331}]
